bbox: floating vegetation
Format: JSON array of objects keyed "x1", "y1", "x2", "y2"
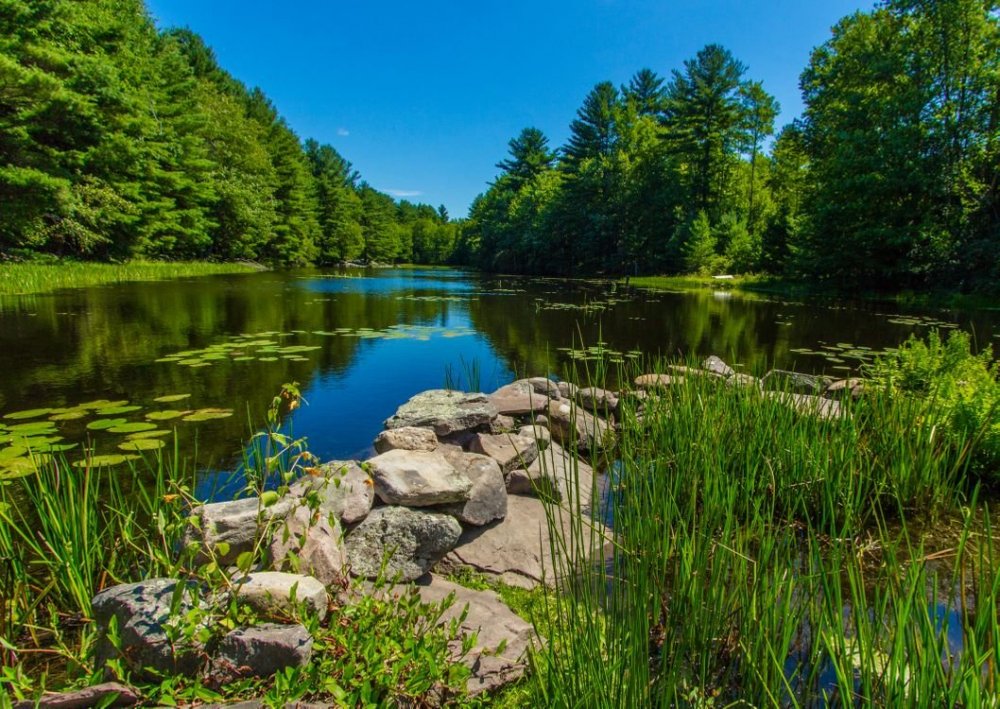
[
  {"x1": 3, "y1": 408, "x2": 53, "y2": 420},
  {"x1": 106, "y1": 422, "x2": 158, "y2": 434},
  {"x1": 95, "y1": 405, "x2": 142, "y2": 415},
  {"x1": 145, "y1": 410, "x2": 188, "y2": 421},
  {"x1": 153, "y1": 394, "x2": 191, "y2": 403},
  {"x1": 86, "y1": 418, "x2": 128, "y2": 431},
  {"x1": 557, "y1": 344, "x2": 644, "y2": 363},
  {"x1": 71, "y1": 454, "x2": 140, "y2": 468},
  {"x1": 118, "y1": 438, "x2": 166, "y2": 452},
  {"x1": 183, "y1": 408, "x2": 234, "y2": 422}
]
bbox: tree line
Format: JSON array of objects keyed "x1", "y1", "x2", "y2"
[
  {"x1": 0, "y1": 0, "x2": 457, "y2": 265},
  {"x1": 458, "y1": 0, "x2": 999, "y2": 291}
]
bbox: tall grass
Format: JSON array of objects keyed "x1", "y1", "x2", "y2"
[
  {"x1": 529, "y1": 359, "x2": 999, "y2": 706},
  {"x1": 0, "y1": 261, "x2": 259, "y2": 297}
]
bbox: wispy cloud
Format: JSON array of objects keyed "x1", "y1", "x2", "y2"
[
  {"x1": 336, "y1": 127, "x2": 350, "y2": 137},
  {"x1": 386, "y1": 189, "x2": 423, "y2": 198}
]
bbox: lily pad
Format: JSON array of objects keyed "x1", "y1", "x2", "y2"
[
  {"x1": 118, "y1": 438, "x2": 166, "y2": 452},
  {"x1": 96, "y1": 405, "x2": 143, "y2": 416},
  {"x1": 106, "y1": 422, "x2": 158, "y2": 434},
  {"x1": 87, "y1": 418, "x2": 128, "y2": 431},
  {"x1": 154, "y1": 394, "x2": 192, "y2": 403},
  {"x1": 127, "y1": 430, "x2": 172, "y2": 440},
  {"x1": 7, "y1": 421, "x2": 57, "y2": 434},
  {"x1": 49, "y1": 410, "x2": 88, "y2": 421},
  {"x1": 183, "y1": 408, "x2": 234, "y2": 422},
  {"x1": 72, "y1": 454, "x2": 140, "y2": 468},
  {"x1": 145, "y1": 410, "x2": 188, "y2": 421},
  {"x1": 3, "y1": 408, "x2": 54, "y2": 421}
]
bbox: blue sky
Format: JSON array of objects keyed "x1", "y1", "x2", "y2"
[{"x1": 146, "y1": 0, "x2": 870, "y2": 219}]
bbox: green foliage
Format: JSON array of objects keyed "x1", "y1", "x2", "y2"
[
  {"x1": 870, "y1": 329, "x2": 1000, "y2": 478},
  {"x1": 0, "y1": 0, "x2": 456, "y2": 267}
]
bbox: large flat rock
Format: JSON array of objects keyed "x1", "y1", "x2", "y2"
[
  {"x1": 507, "y1": 440, "x2": 595, "y2": 511},
  {"x1": 368, "y1": 449, "x2": 472, "y2": 506},
  {"x1": 384, "y1": 389, "x2": 497, "y2": 437},
  {"x1": 410, "y1": 576, "x2": 537, "y2": 696},
  {"x1": 468, "y1": 432, "x2": 539, "y2": 474},
  {"x1": 441, "y1": 495, "x2": 608, "y2": 589},
  {"x1": 436, "y1": 450, "x2": 507, "y2": 526},
  {"x1": 488, "y1": 380, "x2": 557, "y2": 416}
]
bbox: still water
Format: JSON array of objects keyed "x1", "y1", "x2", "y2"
[{"x1": 1, "y1": 267, "x2": 997, "y2": 482}]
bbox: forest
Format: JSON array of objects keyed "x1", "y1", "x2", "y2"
[
  {"x1": 460, "y1": 0, "x2": 999, "y2": 291},
  {"x1": 0, "y1": 0, "x2": 458, "y2": 266},
  {"x1": 1, "y1": 0, "x2": 998, "y2": 292}
]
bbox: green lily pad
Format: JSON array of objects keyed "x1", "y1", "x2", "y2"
[
  {"x1": 3, "y1": 408, "x2": 54, "y2": 421},
  {"x1": 78, "y1": 400, "x2": 128, "y2": 410},
  {"x1": 145, "y1": 410, "x2": 188, "y2": 421},
  {"x1": 154, "y1": 394, "x2": 191, "y2": 403},
  {"x1": 118, "y1": 438, "x2": 166, "y2": 452},
  {"x1": 96, "y1": 405, "x2": 143, "y2": 416},
  {"x1": 7, "y1": 421, "x2": 57, "y2": 434},
  {"x1": 187, "y1": 362, "x2": 212, "y2": 368},
  {"x1": 72, "y1": 454, "x2": 140, "y2": 468},
  {"x1": 49, "y1": 410, "x2": 88, "y2": 421},
  {"x1": 106, "y1": 422, "x2": 158, "y2": 434},
  {"x1": 1, "y1": 456, "x2": 46, "y2": 478},
  {"x1": 127, "y1": 430, "x2": 172, "y2": 440},
  {"x1": 258, "y1": 357, "x2": 278, "y2": 362},
  {"x1": 183, "y1": 408, "x2": 234, "y2": 422},
  {"x1": 87, "y1": 418, "x2": 128, "y2": 431}
]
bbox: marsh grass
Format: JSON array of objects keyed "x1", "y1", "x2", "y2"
[
  {"x1": 0, "y1": 260, "x2": 259, "y2": 297},
  {"x1": 529, "y1": 357, "x2": 999, "y2": 706}
]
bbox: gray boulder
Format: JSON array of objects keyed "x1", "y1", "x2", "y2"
[
  {"x1": 766, "y1": 391, "x2": 843, "y2": 420},
  {"x1": 368, "y1": 449, "x2": 472, "y2": 506},
  {"x1": 345, "y1": 506, "x2": 462, "y2": 582},
  {"x1": 576, "y1": 387, "x2": 619, "y2": 415},
  {"x1": 702, "y1": 355, "x2": 736, "y2": 377},
  {"x1": 823, "y1": 377, "x2": 866, "y2": 401},
  {"x1": 269, "y1": 505, "x2": 347, "y2": 587},
  {"x1": 384, "y1": 389, "x2": 497, "y2": 436},
  {"x1": 545, "y1": 400, "x2": 613, "y2": 453},
  {"x1": 288, "y1": 460, "x2": 374, "y2": 525},
  {"x1": 373, "y1": 426, "x2": 438, "y2": 454},
  {"x1": 411, "y1": 576, "x2": 536, "y2": 696},
  {"x1": 507, "y1": 441, "x2": 595, "y2": 509},
  {"x1": 231, "y1": 572, "x2": 328, "y2": 622},
  {"x1": 213, "y1": 623, "x2": 312, "y2": 679},
  {"x1": 437, "y1": 450, "x2": 507, "y2": 526},
  {"x1": 517, "y1": 424, "x2": 550, "y2": 451},
  {"x1": 92, "y1": 579, "x2": 207, "y2": 679},
  {"x1": 488, "y1": 381, "x2": 552, "y2": 416},
  {"x1": 183, "y1": 496, "x2": 292, "y2": 566},
  {"x1": 557, "y1": 380, "x2": 578, "y2": 400},
  {"x1": 468, "y1": 432, "x2": 539, "y2": 475},
  {"x1": 761, "y1": 369, "x2": 831, "y2": 395},
  {"x1": 634, "y1": 373, "x2": 683, "y2": 390}
]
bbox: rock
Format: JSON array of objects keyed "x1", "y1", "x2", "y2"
[
  {"x1": 437, "y1": 451, "x2": 507, "y2": 526},
  {"x1": 442, "y1": 495, "x2": 608, "y2": 589},
  {"x1": 545, "y1": 400, "x2": 613, "y2": 453},
  {"x1": 823, "y1": 377, "x2": 866, "y2": 401},
  {"x1": 517, "y1": 424, "x2": 550, "y2": 451},
  {"x1": 533, "y1": 414, "x2": 549, "y2": 428},
  {"x1": 384, "y1": 389, "x2": 497, "y2": 436},
  {"x1": 288, "y1": 460, "x2": 374, "y2": 526},
  {"x1": 634, "y1": 373, "x2": 683, "y2": 390},
  {"x1": 576, "y1": 387, "x2": 619, "y2": 415},
  {"x1": 488, "y1": 381, "x2": 551, "y2": 416},
  {"x1": 507, "y1": 441, "x2": 595, "y2": 509},
  {"x1": 727, "y1": 373, "x2": 761, "y2": 389},
  {"x1": 232, "y1": 572, "x2": 328, "y2": 621},
  {"x1": 765, "y1": 391, "x2": 843, "y2": 420},
  {"x1": 345, "y1": 506, "x2": 462, "y2": 582},
  {"x1": 12, "y1": 683, "x2": 139, "y2": 709},
  {"x1": 668, "y1": 364, "x2": 725, "y2": 380},
  {"x1": 92, "y1": 579, "x2": 207, "y2": 679},
  {"x1": 269, "y1": 505, "x2": 347, "y2": 587},
  {"x1": 411, "y1": 576, "x2": 536, "y2": 696},
  {"x1": 523, "y1": 377, "x2": 562, "y2": 398},
  {"x1": 213, "y1": 623, "x2": 312, "y2": 679},
  {"x1": 183, "y1": 496, "x2": 292, "y2": 565},
  {"x1": 702, "y1": 355, "x2": 735, "y2": 377},
  {"x1": 557, "y1": 380, "x2": 578, "y2": 400},
  {"x1": 491, "y1": 414, "x2": 516, "y2": 433},
  {"x1": 468, "y1": 432, "x2": 539, "y2": 475},
  {"x1": 761, "y1": 369, "x2": 831, "y2": 395},
  {"x1": 373, "y1": 426, "x2": 438, "y2": 454},
  {"x1": 368, "y1": 449, "x2": 472, "y2": 506}
]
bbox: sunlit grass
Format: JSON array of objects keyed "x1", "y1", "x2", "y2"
[{"x1": 0, "y1": 261, "x2": 260, "y2": 296}]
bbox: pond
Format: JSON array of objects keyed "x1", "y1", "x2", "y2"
[{"x1": 0, "y1": 267, "x2": 998, "y2": 487}]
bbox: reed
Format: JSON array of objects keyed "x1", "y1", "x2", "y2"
[
  {"x1": 0, "y1": 260, "x2": 258, "y2": 296},
  {"x1": 529, "y1": 357, "x2": 998, "y2": 706}
]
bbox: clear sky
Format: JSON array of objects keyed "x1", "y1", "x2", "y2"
[{"x1": 145, "y1": 0, "x2": 870, "y2": 219}]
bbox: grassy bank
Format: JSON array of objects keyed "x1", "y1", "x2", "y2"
[
  {"x1": 529, "y1": 359, "x2": 999, "y2": 706},
  {"x1": 0, "y1": 261, "x2": 261, "y2": 296}
]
